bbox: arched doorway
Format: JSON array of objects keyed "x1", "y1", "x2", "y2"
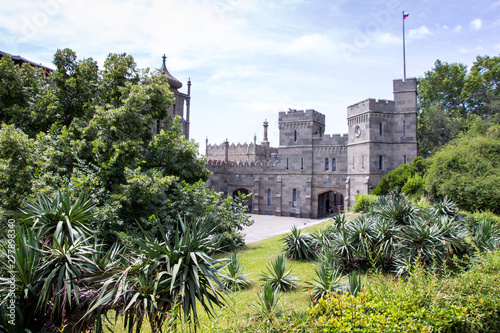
[
  {"x1": 318, "y1": 191, "x2": 344, "y2": 218},
  {"x1": 232, "y1": 188, "x2": 252, "y2": 212}
]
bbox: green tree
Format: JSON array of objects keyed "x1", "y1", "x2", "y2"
[
  {"x1": 417, "y1": 60, "x2": 468, "y2": 156},
  {"x1": 425, "y1": 127, "x2": 500, "y2": 214},
  {"x1": 371, "y1": 157, "x2": 426, "y2": 196},
  {"x1": 0, "y1": 49, "x2": 251, "y2": 247}
]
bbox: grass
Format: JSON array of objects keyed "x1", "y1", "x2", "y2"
[{"x1": 106, "y1": 216, "x2": 355, "y2": 332}]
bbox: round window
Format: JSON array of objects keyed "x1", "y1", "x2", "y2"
[{"x1": 355, "y1": 125, "x2": 361, "y2": 137}]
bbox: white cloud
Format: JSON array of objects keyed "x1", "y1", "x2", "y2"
[
  {"x1": 470, "y1": 18, "x2": 482, "y2": 30},
  {"x1": 408, "y1": 26, "x2": 431, "y2": 39},
  {"x1": 284, "y1": 34, "x2": 333, "y2": 54},
  {"x1": 453, "y1": 25, "x2": 462, "y2": 32},
  {"x1": 375, "y1": 32, "x2": 399, "y2": 44}
]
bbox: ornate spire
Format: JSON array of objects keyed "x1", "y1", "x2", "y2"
[{"x1": 160, "y1": 54, "x2": 182, "y2": 90}]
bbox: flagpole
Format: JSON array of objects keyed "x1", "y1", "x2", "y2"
[{"x1": 402, "y1": 11, "x2": 406, "y2": 81}]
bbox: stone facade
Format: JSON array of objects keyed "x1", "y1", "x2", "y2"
[{"x1": 206, "y1": 78, "x2": 418, "y2": 218}]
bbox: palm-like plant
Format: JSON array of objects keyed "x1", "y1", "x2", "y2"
[
  {"x1": 310, "y1": 228, "x2": 333, "y2": 253},
  {"x1": 430, "y1": 196, "x2": 459, "y2": 218},
  {"x1": 307, "y1": 260, "x2": 344, "y2": 301},
  {"x1": 347, "y1": 215, "x2": 376, "y2": 260},
  {"x1": 37, "y1": 229, "x2": 99, "y2": 332},
  {"x1": 219, "y1": 252, "x2": 252, "y2": 291},
  {"x1": 372, "y1": 217, "x2": 399, "y2": 267},
  {"x1": 0, "y1": 227, "x2": 44, "y2": 332},
  {"x1": 90, "y1": 216, "x2": 228, "y2": 332},
  {"x1": 16, "y1": 190, "x2": 94, "y2": 243},
  {"x1": 260, "y1": 254, "x2": 299, "y2": 292},
  {"x1": 330, "y1": 226, "x2": 355, "y2": 266},
  {"x1": 395, "y1": 217, "x2": 445, "y2": 274},
  {"x1": 251, "y1": 282, "x2": 282, "y2": 319},
  {"x1": 473, "y1": 218, "x2": 500, "y2": 252},
  {"x1": 283, "y1": 226, "x2": 314, "y2": 260},
  {"x1": 372, "y1": 192, "x2": 418, "y2": 226}
]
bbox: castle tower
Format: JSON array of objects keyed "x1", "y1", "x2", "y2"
[
  {"x1": 346, "y1": 78, "x2": 417, "y2": 206},
  {"x1": 159, "y1": 55, "x2": 191, "y2": 139}
]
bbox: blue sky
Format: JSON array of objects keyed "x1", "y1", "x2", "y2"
[{"x1": 1, "y1": 0, "x2": 500, "y2": 154}]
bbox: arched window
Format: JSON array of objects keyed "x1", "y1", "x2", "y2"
[
  {"x1": 267, "y1": 188, "x2": 272, "y2": 206},
  {"x1": 294, "y1": 130, "x2": 298, "y2": 142},
  {"x1": 292, "y1": 189, "x2": 297, "y2": 207},
  {"x1": 325, "y1": 158, "x2": 329, "y2": 171},
  {"x1": 379, "y1": 155, "x2": 383, "y2": 170},
  {"x1": 332, "y1": 158, "x2": 336, "y2": 171}
]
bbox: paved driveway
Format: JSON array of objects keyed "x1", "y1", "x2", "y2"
[{"x1": 242, "y1": 214, "x2": 331, "y2": 244}]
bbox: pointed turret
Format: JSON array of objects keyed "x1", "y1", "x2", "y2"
[{"x1": 161, "y1": 54, "x2": 183, "y2": 90}]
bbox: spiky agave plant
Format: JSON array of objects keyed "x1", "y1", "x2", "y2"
[
  {"x1": 473, "y1": 218, "x2": 500, "y2": 253},
  {"x1": 260, "y1": 254, "x2": 299, "y2": 292},
  {"x1": 16, "y1": 190, "x2": 95, "y2": 243},
  {"x1": 283, "y1": 226, "x2": 314, "y2": 260},
  {"x1": 89, "y1": 215, "x2": 228, "y2": 333},
  {"x1": 306, "y1": 260, "x2": 344, "y2": 301},
  {"x1": 219, "y1": 252, "x2": 252, "y2": 291},
  {"x1": 251, "y1": 282, "x2": 282, "y2": 319}
]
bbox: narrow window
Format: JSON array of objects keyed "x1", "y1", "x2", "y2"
[
  {"x1": 379, "y1": 156, "x2": 383, "y2": 170},
  {"x1": 403, "y1": 121, "x2": 406, "y2": 137},
  {"x1": 294, "y1": 130, "x2": 298, "y2": 142},
  {"x1": 325, "y1": 158, "x2": 329, "y2": 171},
  {"x1": 352, "y1": 156, "x2": 355, "y2": 169},
  {"x1": 404, "y1": 155, "x2": 407, "y2": 164},
  {"x1": 286, "y1": 158, "x2": 289, "y2": 170},
  {"x1": 292, "y1": 189, "x2": 297, "y2": 207},
  {"x1": 379, "y1": 122, "x2": 383, "y2": 136},
  {"x1": 362, "y1": 155, "x2": 364, "y2": 169},
  {"x1": 301, "y1": 158, "x2": 304, "y2": 170},
  {"x1": 332, "y1": 158, "x2": 337, "y2": 171},
  {"x1": 267, "y1": 189, "x2": 272, "y2": 206}
]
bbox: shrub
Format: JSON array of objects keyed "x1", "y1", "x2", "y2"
[{"x1": 351, "y1": 194, "x2": 377, "y2": 213}]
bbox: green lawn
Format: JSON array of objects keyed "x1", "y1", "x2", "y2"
[{"x1": 106, "y1": 216, "x2": 355, "y2": 332}]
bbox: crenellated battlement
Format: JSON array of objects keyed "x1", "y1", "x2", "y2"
[
  {"x1": 206, "y1": 160, "x2": 280, "y2": 171},
  {"x1": 316, "y1": 133, "x2": 349, "y2": 146},
  {"x1": 347, "y1": 98, "x2": 395, "y2": 118},
  {"x1": 279, "y1": 109, "x2": 325, "y2": 125}
]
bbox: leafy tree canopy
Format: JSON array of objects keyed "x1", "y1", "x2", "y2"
[
  {"x1": 0, "y1": 49, "x2": 249, "y2": 245},
  {"x1": 417, "y1": 56, "x2": 500, "y2": 156}
]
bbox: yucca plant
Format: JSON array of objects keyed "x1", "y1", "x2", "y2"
[
  {"x1": 89, "y1": 215, "x2": 228, "y2": 333},
  {"x1": 346, "y1": 271, "x2": 364, "y2": 296},
  {"x1": 331, "y1": 214, "x2": 347, "y2": 230},
  {"x1": 330, "y1": 226, "x2": 355, "y2": 267},
  {"x1": 347, "y1": 215, "x2": 376, "y2": 260},
  {"x1": 372, "y1": 192, "x2": 418, "y2": 226},
  {"x1": 306, "y1": 260, "x2": 344, "y2": 301},
  {"x1": 283, "y1": 226, "x2": 314, "y2": 260},
  {"x1": 310, "y1": 228, "x2": 333, "y2": 253},
  {"x1": 16, "y1": 190, "x2": 95, "y2": 243},
  {"x1": 251, "y1": 282, "x2": 282, "y2": 319},
  {"x1": 0, "y1": 227, "x2": 44, "y2": 332},
  {"x1": 260, "y1": 254, "x2": 299, "y2": 292},
  {"x1": 473, "y1": 218, "x2": 500, "y2": 252},
  {"x1": 219, "y1": 252, "x2": 252, "y2": 291},
  {"x1": 430, "y1": 196, "x2": 459, "y2": 218}
]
